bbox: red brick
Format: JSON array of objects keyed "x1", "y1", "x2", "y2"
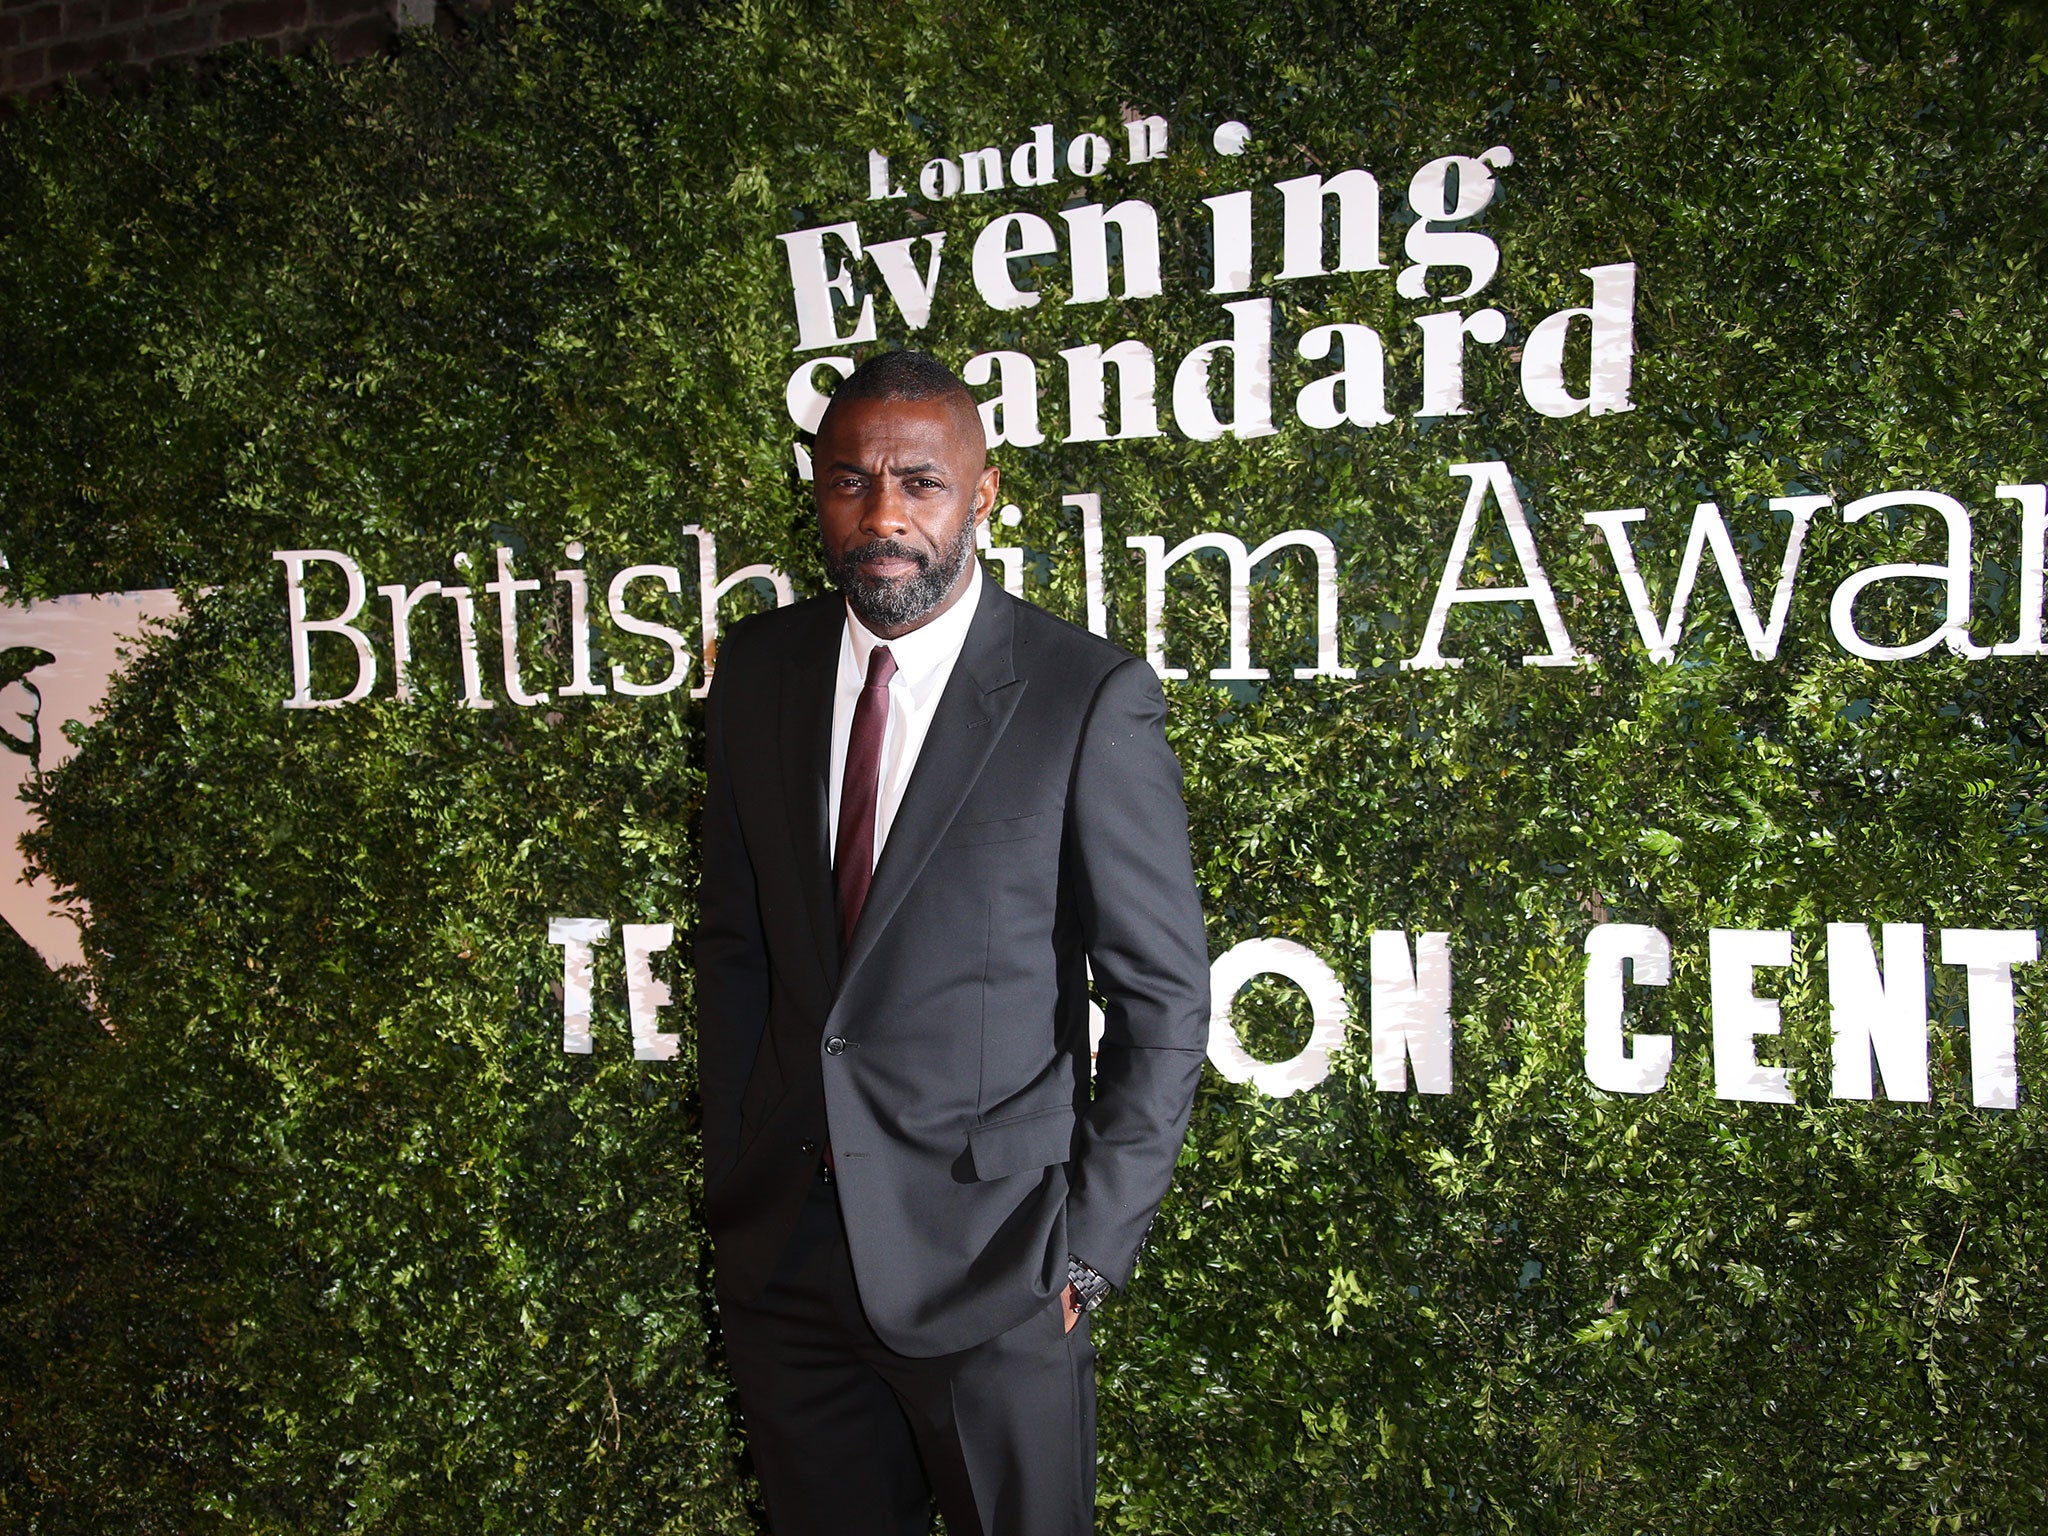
[
  {"x1": 0, "y1": 13, "x2": 20, "y2": 42},
  {"x1": 3, "y1": 45, "x2": 49, "y2": 88},
  {"x1": 310, "y1": 0, "x2": 379, "y2": 22},
  {"x1": 103, "y1": 0, "x2": 148, "y2": 24},
  {"x1": 217, "y1": 0, "x2": 304, "y2": 42},
  {"x1": 142, "y1": 7, "x2": 209, "y2": 49},
  {"x1": 317, "y1": 8, "x2": 388, "y2": 59},
  {"x1": 47, "y1": 27, "x2": 127, "y2": 69},
  {"x1": 19, "y1": 4, "x2": 60, "y2": 41},
  {"x1": 62, "y1": 0, "x2": 102, "y2": 32},
  {"x1": 147, "y1": 0, "x2": 191, "y2": 14}
]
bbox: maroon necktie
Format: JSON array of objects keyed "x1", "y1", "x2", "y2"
[{"x1": 834, "y1": 644, "x2": 897, "y2": 947}]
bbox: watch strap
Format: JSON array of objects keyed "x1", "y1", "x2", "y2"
[{"x1": 1067, "y1": 1256, "x2": 1113, "y2": 1313}]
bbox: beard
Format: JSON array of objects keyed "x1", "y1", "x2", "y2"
[{"x1": 823, "y1": 513, "x2": 978, "y2": 633}]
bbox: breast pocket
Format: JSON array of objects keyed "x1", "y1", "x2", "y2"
[{"x1": 940, "y1": 811, "x2": 1051, "y2": 849}]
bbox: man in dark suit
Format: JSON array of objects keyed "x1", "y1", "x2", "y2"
[{"x1": 695, "y1": 350, "x2": 1209, "y2": 1536}]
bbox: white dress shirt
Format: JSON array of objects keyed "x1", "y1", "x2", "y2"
[{"x1": 827, "y1": 561, "x2": 984, "y2": 872}]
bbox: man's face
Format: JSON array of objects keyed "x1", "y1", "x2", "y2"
[{"x1": 814, "y1": 394, "x2": 999, "y2": 639}]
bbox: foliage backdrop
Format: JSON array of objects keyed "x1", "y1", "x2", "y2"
[{"x1": 3, "y1": 1, "x2": 2047, "y2": 1530}]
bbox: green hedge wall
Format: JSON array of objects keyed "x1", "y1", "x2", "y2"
[{"x1": 4, "y1": 1, "x2": 2048, "y2": 1530}]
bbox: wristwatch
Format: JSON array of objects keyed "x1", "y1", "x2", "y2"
[{"x1": 1067, "y1": 1256, "x2": 1113, "y2": 1314}]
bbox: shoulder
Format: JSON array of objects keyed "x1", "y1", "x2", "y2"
[
  {"x1": 998, "y1": 588, "x2": 1146, "y2": 694},
  {"x1": 715, "y1": 593, "x2": 839, "y2": 676}
]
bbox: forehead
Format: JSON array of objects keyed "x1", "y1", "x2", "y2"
[{"x1": 816, "y1": 394, "x2": 983, "y2": 467}]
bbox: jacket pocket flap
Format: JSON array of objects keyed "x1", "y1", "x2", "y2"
[
  {"x1": 967, "y1": 1105, "x2": 1076, "y2": 1181},
  {"x1": 941, "y1": 811, "x2": 1049, "y2": 848}
]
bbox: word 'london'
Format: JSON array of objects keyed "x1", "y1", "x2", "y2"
[{"x1": 546, "y1": 919, "x2": 2036, "y2": 1111}]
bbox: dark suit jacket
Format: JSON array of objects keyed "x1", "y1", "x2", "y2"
[{"x1": 695, "y1": 584, "x2": 1210, "y2": 1357}]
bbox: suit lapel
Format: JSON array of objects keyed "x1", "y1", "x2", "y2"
[
  {"x1": 779, "y1": 605, "x2": 843, "y2": 998},
  {"x1": 838, "y1": 589, "x2": 1026, "y2": 991}
]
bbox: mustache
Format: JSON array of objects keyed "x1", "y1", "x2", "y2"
[{"x1": 840, "y1": 539, "x2": 930, "y2": 573}]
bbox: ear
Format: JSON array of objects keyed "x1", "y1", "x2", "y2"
[{"x1": 972, "y1": 464, "x2": 1001, "y2": 527}]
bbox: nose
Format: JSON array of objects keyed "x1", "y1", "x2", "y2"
[{"x1": 859, "y1": 477, "x2": 913, "y2": 539}]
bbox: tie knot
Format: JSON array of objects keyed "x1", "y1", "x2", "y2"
[{"x1": 865, "y1": 645, "x2": 897, "y2": 689}]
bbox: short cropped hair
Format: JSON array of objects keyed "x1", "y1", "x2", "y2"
[
  {"x1": 814, "y1": 349, "x2": 984, "y2": 455},
  {"x1": 828, "y1": 349, "x2": 970, "y2": 406}
]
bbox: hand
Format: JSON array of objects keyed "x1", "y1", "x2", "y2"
[{"x1": 1061, "y1": 1282, "x2": 1082, "y2": 1333}]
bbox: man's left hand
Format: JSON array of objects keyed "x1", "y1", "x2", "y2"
[{"x1": 1061, "y1": 1283, "x2": 1081, "y2": 1333}]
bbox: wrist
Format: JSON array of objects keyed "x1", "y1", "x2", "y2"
[{"x1": 1066, "y1": 1256, "x2": 1113, "y2": 1313}]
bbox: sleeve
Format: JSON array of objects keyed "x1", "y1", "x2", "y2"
[
  {"x1": 1061, "y1": 656, "x2": 1211, "y2": 1290},
  {"x1": 693, "y1": 633, "x2": 771, "y2": 1190}
]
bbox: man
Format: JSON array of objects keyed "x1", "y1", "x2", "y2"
[{"x1": 695, "y1": 349, "x2": 1210, "y2": 1536}]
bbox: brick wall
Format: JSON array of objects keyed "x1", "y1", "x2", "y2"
[{"x1": 1, "y1": 0, "x2": 439, "y2": 99}]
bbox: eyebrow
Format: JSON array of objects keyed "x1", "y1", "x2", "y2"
[{"x1": 824, "y1": 460, "x2": 945, "y2": 478}]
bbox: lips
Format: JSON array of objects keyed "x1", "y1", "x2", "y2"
[{"x1": 843, "y1": 541, "x2": 928, "y2": 583}]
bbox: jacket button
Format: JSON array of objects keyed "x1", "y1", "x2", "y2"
[
  {"x1": 824, "y1": 1036, "x2": 847, "y2": 1056},
  {"x1": 799, "y1": 1139, "x2": 817, "y2": 1155}
]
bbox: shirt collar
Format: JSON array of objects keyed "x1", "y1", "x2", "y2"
[{"x1": 844, "y1": 559, "x2": 983, "y2": 693}]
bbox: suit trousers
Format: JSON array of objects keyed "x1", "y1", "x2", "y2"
[{"x1": 718, "y1": 1175, "x2": 1098, "y2": 1536}]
